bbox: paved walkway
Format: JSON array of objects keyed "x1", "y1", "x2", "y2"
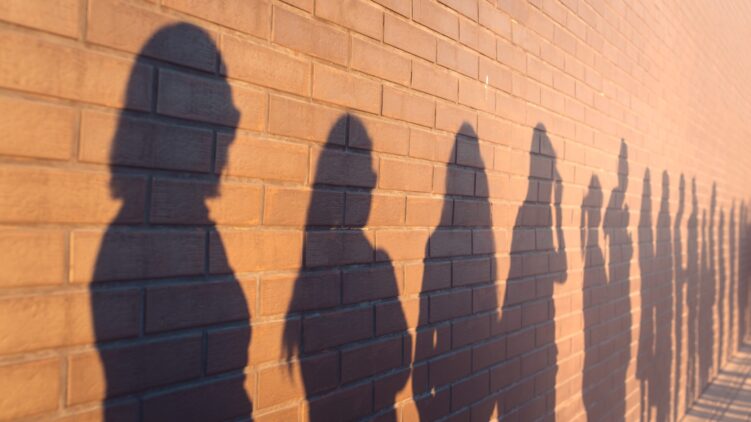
[{"x1": 685, "y1": 344, "x2": 751, "y2": 421}]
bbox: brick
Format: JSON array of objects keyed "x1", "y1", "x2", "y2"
[
  {"x1": 306, "y1": 382, "x2": 373, "y2": 422},
  {"x1": 269, "y1": 95, "x2": 346, "y2": 144},
  {"x1": 405, "y1": 260, "x2": 452, "y2": 294},
  {"x1": 413, "y1": 324, "x2": 452, "y2": 361},
  {"x1": 429, "y1": 349, "x2": 471, "y2": 387},
  {"x1": 157, "y1": 69, "x2": 265, "y2": 130},
  {"x1": 473, "y1": 336, "x2": 507, "y2": 369},
  {"x1": 281, "y1": 0, "x2": 313, "y2": 12},
  {"x1": 437, "y1": 39, "x2": 479, "y2": 78},
  {"x1": 260, "y1": 270, "x2": 341, "y2": 315},
  {"x1": 350, "y1": 114, "x2": 410, "y2": 155},
  {"x1": 440, "y1": 0, "x2": 478, "y2": 20},
  {"x1": 436, "y1": 102, "x2": 478, "y2": 134},
  {"x1": 403, "y1": 389, "x2": 451, "y2": 421},
  {"x1": 477, "y1": 113, "x2": 513, "y2": 145},
  {"x1": 497, "y1": 37, "x2": 527, "y2": 73},
  {"x1": 0, "y1": 30, "x2": 152, "y2": 110},
  {"x1": 453, "y1": 256, "x2": 492, "y2": 286},
  {"x1": 0, "y1": 96, "x2": 74, "y2": 161},
  {"x1": 375, "y1": 367, "x2": 423, "y2": 410},
  {"x1": 412, "y1": 60, "x2": 459, "y2": 101},
  {"x1": 453, "y1": 198, "x2": 492, "y2": 226},
  {"x1": 0, "y1": 290, "x2": 139, "y2": 355},
  {"x1": 88, "y1": 0, "x2": 217, "y2": 71},
  {"x1": 409, "y1": 129, "x2": 456, "y2": 162},
  {"x1": 150, "y1": 177, "x2": 262, "y2": 226},
  {"x1": 456, "y1": 137, "x2": 492, "y2": 169},
  {"x1": 265, "y1": 186, "x2": 344, "y2": 227},
  {"x1": 377, "y1": 298, "x2": 427, "y2": 334},
  {"x1": 413, "y1": 0, "x2": 459, "y2": 39},
  {"x1": 352, "y1": 37, "x2": 411, "y2": 85},
  {"x1": 80, "y1": 110, "x2": 213, "y2": 173},
  {"x1": 343, "y1": 264, "x2": 402, "y2": 303},
  {"x1": 164, "y1": 0, "x2": 269, "y2": 38},
  {"x1": 346, "y1": 192, "x2": 405, "y2": 226},
  {"x1": 142, "y1": 374, "x2": 254, "y2": 422},
  {"x1": 452, "y1": 313, "x2": 491, "y2": 347},
  {"x1": 310, "y1": 147, "x2": 377, "y2": 188},
  {"x1": 433, "y1": 165, "x2": 476, "y2": 196},
  {"x1": 380, "y1": 158, "x2": 434, "y2": 192},
  {"x1": 313, "y1": 63, "x2": 381, "y2": 113},
  {"x1": 218, "y1": 133, "x2": 308, "y2": 182},
  {"x1": 0, "y1": 229, "x2": 66, "y2": 287},
  {"x1": 222, "y1": 34, "x2": 310, "y2": 94},
  {"x1": 0, "y1": 167, "x2": 145, "y2": 225},
  {"x1": 459, "y1": 77, "x2": 496, "y2": 112},
  {"x1": 273, "y1": 7, "x2": 348, "y2": 64},
  {"x1": 429, "y1": 229, "x2": 472, "y2": 257},
  {"x1": 303, "y1": 307, "x2": 373, "y2": 351},
  {"x1": 376, "y1": 229, "x2": 430, "y2": 260},
  {"x1": 341, "y1": 337, "x2": 403, "y2": 382},
  {"x1": 145, "y1": 278, "x2": 255, "y2": 333},
  {"x1": 72, "y1": 229, "x2": 204, "y2": 283},
  {"x1": 0, "y1": 0, "x2": 79, "y2": 37},
  {"x1": 459, "y1": 18, "x2": 496, "y2": 58},
  {"x1": 479, "y1": 57, "x2": 512, "y2": 92},
  {"x1": 316, "y1": 0, "x2": 383, "y2": 40},
  {"x1": 451, "y1": 371, "x2": 489, "y2": 410},
  {"x1": 305, "y1": 230, "x2": 375, "y2": 267},
  {"x1": 0, "y1": 358, "x2": 59, "y2": 420},
  {"x1": 382, "y1": 85, "x2": 436, "y2": 127},
  {"x1": 478, "y1": 0, "x2": 511, "y2": 37},
  {"x1": 406, "y1": 196, "x2": 452, "y2": 228},
  {"x1": 206, "y1": 319, "x2": 298, "y2": 373},
  {"x1": 374, "y1": 0, "x2": 411, "y2": 17},
  {"x1": 384, "y1": 14, "x2": 437, "y2": 61},
  {"x1": 67, "y1": 335, "x2": 202, "y2": 404},
  {"x1": 430, "y1": 288, "x2": 472, "y2": 322},
  {"x1": 256, "y1": 353, "x2": 338, "y2": 408},
  {"x1": 210, "y1": 229, "x2": 302, "y2": 273}
]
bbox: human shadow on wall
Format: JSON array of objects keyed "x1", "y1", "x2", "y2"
[
  {"x1": 699, "y1": 184, "x2": 717, "y2": 389},
  {"x1": 686, "y1": 178, "x2": 700, "y2": 409},
  {"x1": 673, "y1": 175, "x2": 685, "y2": 421},
  {"x1": 90, "y1": 24, "x2": 252, "y2": 421},
  {"x1": 501, "y1": 123, "x2": 567, "y2": 419},
  {"x1": 411, "y1": 123, "x2": 496, "y2": 420},
  {"x1": 283, "y1": 115, "x2": 410, "y2": 421},
  {"x1": 653, "y1": 172, "x2": 674, "y2": 421},
  {"x1": 636, "y1": 169, "x2": 654, "y2": 421},
  {"x1": 582, "y1": 140, "x2": 632, "y2": 421}
]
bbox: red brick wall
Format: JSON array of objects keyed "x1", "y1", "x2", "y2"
[{"x1": 1, "y1": 0, "x2": 751, "y2": 420}]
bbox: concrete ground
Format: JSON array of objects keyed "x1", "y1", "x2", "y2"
[{"x1": 685, "y1": 344, "x2": 751, "y2": 421}]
